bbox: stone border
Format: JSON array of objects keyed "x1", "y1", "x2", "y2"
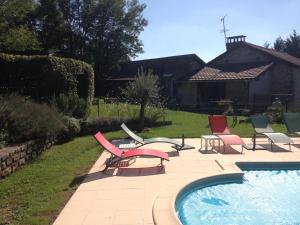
[
  {"x1": 153, "y1": 160, "x2": 300, "y2": 225},
  {"x1": 0, "y1": 137, "x2": 56, "y2": 178},
  {"x1": 152, "y1": 170, "x2": 244, "y2": 225}
]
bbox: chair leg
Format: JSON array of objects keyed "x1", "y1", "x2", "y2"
[
  {"x1": 252, "y1": 134, "x2": 256, "y2": 151},
  {"x1": 160, "y1": 158, "x2": 164, "y2": 171},
  {"x1": 270, "y1": 140, "x2": 273, "y2": 151},
  {"x1": 101, "y1": 157, "x2": 122, "y2": 173}
]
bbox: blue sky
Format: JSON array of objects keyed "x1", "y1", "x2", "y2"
[{"x1": 136, "y1": 0, "x2": 300, "y2": 62}]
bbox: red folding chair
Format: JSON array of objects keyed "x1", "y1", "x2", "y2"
[
  {"x1": 94, "y1": 132, "x2": 169, "y2": 172},
  {"x1": 208, "y1": 115, "x2": 244, "y2": 153}
]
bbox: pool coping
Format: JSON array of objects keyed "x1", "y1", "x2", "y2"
[{"x1": 152, "y1": 161, "x2": 300, "y2": 225}]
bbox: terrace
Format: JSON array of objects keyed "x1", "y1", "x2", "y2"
[{"x1": 53, "y1": 136, "x2": 300, "y2": 225}]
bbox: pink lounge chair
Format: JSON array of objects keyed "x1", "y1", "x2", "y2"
[
  {"x1": 208, "y1": 115, "x2": 244, "y2": 153},
  {"x1": 94, "y1": 132, "x2": 169, "y2": 172}
]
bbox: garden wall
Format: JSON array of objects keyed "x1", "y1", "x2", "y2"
[{"x1": 0, "y1": 137, "x2": 56, "y2": 178}]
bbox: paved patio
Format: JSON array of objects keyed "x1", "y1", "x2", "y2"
[{"x1": 53, "y1": 137, "x2": 300, "y2": 225}]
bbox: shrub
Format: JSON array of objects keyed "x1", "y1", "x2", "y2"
[
  {"x1": 80, "y1": 117, "x2": 172, "y2": 136},
  {"x1": 80, "y1": 118, "x2": 131, "y2": 135},
  {"x1": 0, "y1": 53, "x2": 94, "y2": 104},
  {"x1": 0, "y1": 128, "x2": 8, "y2": 148},
  {"x1": 0, "y1": 95, "x2": 65, "y2": 144},
  {"x1": 266, "y1": 98, "x2": 285, "y2": 123},
  {"x1": 60, "y1": 116, "x2": 81, "y2": 140},
  {"x1": 121, "y1": 68, "x2": 162, "y2": 131},
  {"x1": 51, "y1": 93, "x2": 90, "y2": 119}
]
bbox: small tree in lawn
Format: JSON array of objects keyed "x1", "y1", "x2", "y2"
[{"x1": 122, "y1": 68, "x2": 161, "y2": 131}]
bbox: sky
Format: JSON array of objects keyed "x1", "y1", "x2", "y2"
[{"x1": 136, "y1": 0, "x2": 300, "y2": 62}]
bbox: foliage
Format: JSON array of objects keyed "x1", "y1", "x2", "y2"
[
  {"x1": 60, "y1": 116, "x2": 81, "y2": 140},
  {"x1": 266, "y1": 98, "x2": 284, "y2": 123},
  {"x1": 0, "y1": 0, "x2": 39, "y2": 53},
  {"x1": 273, "y1": 30, "x2": 300, "y2": 58},
  {"x1": 0, "y1": 95, "x2": 65, "y2": 144},
  {"x1": 36, "y1": 0, "x2": 147, "y2": 90},
  {"x1": 81, "y1": 117, "x2": 135, "y2": 135},
  {"x1": 0, "y1": 53, "x2": 94, "y2": 103},
  {"x1": 51, "y1": 93, "x2": 90, "y2": 119},
  {"x1": 0, "y1": 0, "x2": 147, "y2": 95},
  {"x1": 273, "y1": 36, "x2": 286, "y2": 52},
  {"x1": 0, "y1": 128, "x2": 8, "y2": 148},
  {"x1": 121, "y1": 68, "x2": 162, "y2": 130},
  {"x1": 0, "y1": 26, "x2": 40, "y2": 53}
]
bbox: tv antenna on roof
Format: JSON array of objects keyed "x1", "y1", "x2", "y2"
[{"x1": 220, "y1": 15, "x2": 229, "y2": 45}]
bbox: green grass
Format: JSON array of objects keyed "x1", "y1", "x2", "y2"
[
  {"x1": 90, "y1": 102, "x2": 287, "y2": 138},
  {"x1": 0, "y1": 136, "x2": 99, "y2": 225},
  {"x1": 0, "y1": 104, "x2": 287, "y2": 225}
]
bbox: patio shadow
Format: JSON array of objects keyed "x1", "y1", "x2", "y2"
[{"x1": 70, "y1": 165, "x2": 165, "y2": 186}]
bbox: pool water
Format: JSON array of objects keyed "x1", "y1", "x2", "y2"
[{"x1": 176, "y1": 170, "x2": 300, "y2": 225}]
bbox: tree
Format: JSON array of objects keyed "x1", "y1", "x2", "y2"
[
  {"x1": 273, "y1": 36, "x2": 285, "y2": 51},
  {"x1": 36, "y1": 0, "x2": 148, "y2": 95},
  {"x1": 285, "y1": 30, "x2": 300, "y2": 58},
  {"x1": 263, "y1": 41, "x2": 271, "y2": 49},
  {"x1": 272, "y1": 30, "x2": 300, "y2": 58},
  {"x1": 37, "y1": 0, "x2": 68, "y2": 54},
  {"x1": 0, "y1": 0, "x2": 40, "y2": 53},
  {"x1": 121, "y1": 68, "x2": 161, "y2": 131},
  {"x1": 82, "y1": 0, "x2": 148, "y2": 95}
]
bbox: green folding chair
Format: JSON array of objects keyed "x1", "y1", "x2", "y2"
[
  {"x1": 121, "y1": 123, "x2": 195, "y2": 152},
  {"x1": 283, "y1": 112, "x2": 300, "y2": 136},
  {"x1": 250, "y1": 115, "x2": 293, "y2": 151}
]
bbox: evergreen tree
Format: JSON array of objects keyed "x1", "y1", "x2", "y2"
[
  {"x1": 273, "y1": 30, "x2": 300, "y2": 58},
  {"x1": 285, "y1": 30, "x2": 300, "y2": 58},
  {"x1": 0, "y1": 0, "x2": 40, "y2": 53},
  {"x1": 273, "y1": 36, "x2": 286, "y2": 51}
]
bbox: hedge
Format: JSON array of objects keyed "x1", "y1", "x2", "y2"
[{"x1": 0, "y1": 53, "x2": 94, "y2": 103}]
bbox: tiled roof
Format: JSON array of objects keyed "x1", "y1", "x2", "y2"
[
  {"x1": 245, "y1": 42, "x2": 300, "y2": 67},
  {"x1": 189, "y1": 62, "x2": 273, "y2": 81},
  {"x1": 108, "y1": 54, "x2": 205, "y2": 81}
]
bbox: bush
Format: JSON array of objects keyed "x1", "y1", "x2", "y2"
[
  {"x1": 0, "y1": 95, "x2": 65, "y2": 144},
  {"x1": 51, "y1": 94, "x2": 90, "y2": 119},
  {"x1": 80, "y1": 118, "x2": 132, "y2": 135},
  {"x1": 60, "y1": 116, "x2": 81, "y2": 141},
  {"x1": 0, "y1": 53, "x2": 94, "y2": 104},
  {"x1": 266, "y1": 99, "x2": 285, "y2": 123},
  {"x1": 80, "y1": 117, "x2": 172, "y2": 136}
]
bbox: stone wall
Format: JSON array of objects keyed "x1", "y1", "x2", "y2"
[
  {"x1": 212, "y1": 46, "x2": 270, "y2": 64},
  {"x1": 0, "y1": 137, "x2": 56, "y2": 178}
]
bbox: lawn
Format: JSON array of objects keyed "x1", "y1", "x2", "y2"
[
  {"x1": 90, "y1": 101, "x2": 287, "y2": 138},
  {"x1": 0, "y1": 104, "x2": 287, "y2": 225}
]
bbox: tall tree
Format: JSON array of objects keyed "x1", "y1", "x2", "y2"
[
  {"x1": 37, "y1": 0, "x2": 68, "y2": 54},
  {"x1": 0, "y1": 0, "x2": 40, "y2": 53},
  {"x1": 285, "y1": 30, "x2": 300, "y2": 58},
  {"x1": 273, "y1": 30, "x2": 300, "y2": 58},
  {"x1": 36, "y1": 0, "x2": 147, "y2": 95},
  {"x1": 273, "y1": 36, "x2": 285, "y2": 51},
  {"x1": 83, "y1": 0, "x2": 147, "y2": 94}
]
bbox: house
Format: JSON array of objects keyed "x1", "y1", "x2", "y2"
[
  {"x1": 108, "y1": 36, "x2": 300, "y2": 110},
  {"x1": 188, "y1": 36, "x2": 300, "y2": 109},
  {"x1": 107, "y1": 54, "x2": 205, "y2": 100}
]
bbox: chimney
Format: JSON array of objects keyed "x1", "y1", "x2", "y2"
[{"x1": 226, "y1": 35, "x2": 246, "y2": 51}]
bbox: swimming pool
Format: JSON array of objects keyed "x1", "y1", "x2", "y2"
[{"x1": 176, "y1": 164, "x2": 300, "y2": 225}]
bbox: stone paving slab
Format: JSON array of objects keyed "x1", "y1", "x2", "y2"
[{"x1": 53, "y1": 137, "x2": 300, "y2": 225}]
